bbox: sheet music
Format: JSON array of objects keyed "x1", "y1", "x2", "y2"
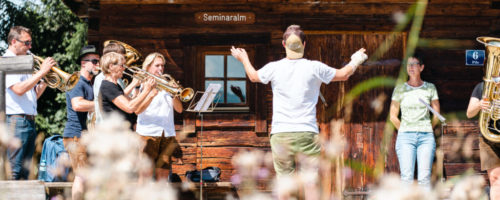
[
  {"x1": 419, "y1": 98, "x2": 446, "y2": 123},
  {"x1": 193, "y1": 83, "x2": 221, "y2": 112}
]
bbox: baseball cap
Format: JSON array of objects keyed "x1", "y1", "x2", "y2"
[{"x1": 285, "y1": 34, "x2": 304, "y2": 59}]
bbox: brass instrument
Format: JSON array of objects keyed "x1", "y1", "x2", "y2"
[
  {"x1": 123, "y1": 66, "x2": 194, "y2": 102},
  {"x1": 104, "y1": 40, "x2": 194, "y2": 102},
  {"x1": 33, "y1": 55, "x2": 79, "y2": 91},
  {"x1": 103, "y1": 40, "x2": 142, "y2": 66},
  {"x1": 478, "y1": 37, "x2": 500, "y2": 143}
]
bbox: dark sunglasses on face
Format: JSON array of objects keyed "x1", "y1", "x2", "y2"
[
  {"x1": 83, "y1": 59, "x2": 100, "y2": 65},
  {"x1": 16, "y1": 39, "x2": 32, "y2": 46}
]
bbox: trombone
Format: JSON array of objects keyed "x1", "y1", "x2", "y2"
[{"x1": 33, "y1": 55, "x2": 79, "y2": 92}]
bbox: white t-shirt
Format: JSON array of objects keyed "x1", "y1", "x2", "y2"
[
  {"x1": 3, "y1": 50, "x2": 37, "y2": 115},
  {"x1": 257, "y1": 58, "x2": 336, "y2": 134},
  {"x1": 136, "y1": 90, "x2": 176, "y2": 137}
]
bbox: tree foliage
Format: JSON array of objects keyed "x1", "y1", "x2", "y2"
[{"x1": 0, "y1": 0, "x2": 87, "y2": 136}]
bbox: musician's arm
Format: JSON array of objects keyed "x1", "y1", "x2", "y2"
[
  {"x1": 123, "y1": 78, "x2": 140, "y2": 97},
  {"x1": 430, "y1": 99, "x2": 441, "y2": 128},
  {"x1": 466, "y1": 97, "x2": 482, "y2": 118},
  {"x1": 11, "y1": 57, "x2": 54, "y2": 96},
  {"x1": 35, "y1": 81, "x2": 47, "y2": 99},
  {"x1": 71, "y1": 96, "x2": 95, "y2": 112},
  {"x1": 135, "y1": 88, "x2": 158, "y2": 114},
  {"x1": 389, "y1": 100, "x2": 401, "y2": 130},
  {"x1": 173, "y1": 96, "x2": 183, "y2": 113}
]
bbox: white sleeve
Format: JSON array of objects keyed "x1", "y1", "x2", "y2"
[
  {"x1": 313, "y1": 61, "x2": 336, "y2": 84},
  {"x1": 6, "y1": 74, "x2": 24, "y2": 88},
  {"x1": 257, "y1": 62, "x2": 274, "y2": 84}
]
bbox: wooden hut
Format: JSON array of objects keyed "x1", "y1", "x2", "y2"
[{"x1": 62, "y1": 0, "x2": 500, "y2": 198}]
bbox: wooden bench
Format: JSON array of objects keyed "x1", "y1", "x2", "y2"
[{"x1": 0, "y1": 180, "x2": 238, "y2": 199}]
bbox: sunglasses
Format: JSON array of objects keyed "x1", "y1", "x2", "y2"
[
  {"x1": 407, "y1": 62, "x2": 420, "y2": 67},
  {"x1": 83, "y1": 59, "x2": 100, "y2": 65},
  {"x1": 16, "y1": 39, "x2": 32, "y2": 46}
]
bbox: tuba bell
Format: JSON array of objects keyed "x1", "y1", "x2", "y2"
[
  {"x1": 478, "y1": 37, "x2": 500, "y2": 143},
  {"x1": 33, "y1": 55, "x2": 79, "y2": 91},
  {"x1": 103, "y1": 40, "x2": 142, "y2": 66}
]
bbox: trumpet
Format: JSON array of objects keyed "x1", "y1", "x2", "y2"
[
  {"x1": 123, "y1": 66, "x2": 194, "y2": 102},
  {"x1": 33, "y1": 55, "x2": 79, "y2": 91}
]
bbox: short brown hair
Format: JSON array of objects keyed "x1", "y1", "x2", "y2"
[
  {"x1": 7, "y1": 26, "x2": 31, "y2": 45},
  {"x1": 103, "y1": 42, "x2": 126, "y2": 55},
  {"x1": 100, "y1": 52, "x2": 125, "y2": 75},
  {"x1": 283, "y1": 25, "x2": 305, "y2": 43}
]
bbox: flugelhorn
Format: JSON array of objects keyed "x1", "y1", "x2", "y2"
[
  {"x1": 33, "y1": 55, "x2": 79, "y2": 91},
  {"x1": 478, "y1": 37, "x2": 500, "y2": 143},
  {"x1": 123, "y1": 66, "x2": 194, "y2": 102}
]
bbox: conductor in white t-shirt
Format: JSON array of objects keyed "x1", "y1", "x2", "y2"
[{"x1": 231, "y1": 24, "x2": 367, "y2": 200}]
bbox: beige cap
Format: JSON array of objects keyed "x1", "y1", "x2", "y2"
[{"x1": 285, "y1": 34, "x2": 304, "y2": 59}]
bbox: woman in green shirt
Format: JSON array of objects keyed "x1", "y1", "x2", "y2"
[{"x1": 389, "y1": 54, "x2": 440, "y2": 188}]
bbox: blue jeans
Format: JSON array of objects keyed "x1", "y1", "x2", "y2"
[
  {"x1": 6, "y1": 115, "x2": 37, "y2": 180},
  {"x1": 395, "y1": 131, "x2": 436, "y2": 187}
]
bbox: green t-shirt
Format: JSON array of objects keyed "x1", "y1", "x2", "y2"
[{"x1": 391, "y1": 82, "x2": 439, "y2": 133}]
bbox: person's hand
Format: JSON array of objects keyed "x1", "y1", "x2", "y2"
[
  {"x1": 480, "y1": 98, "x2": 491, "y2": 111},
  {"x1": 347, "y1": 48, "x2": 368, "y2": 71},
  {"x1": 40, "y1": 57, "x2": 56, "y2": 74},
  {"x1": 230, "y1": 46, "x2": 249, "y2": 63},
  {"x1": 129, "y1": 77, "x2": 141, "y2": 88},
  {"x1": 143, "y1": 77, "x2": 156, "y2": 91}
]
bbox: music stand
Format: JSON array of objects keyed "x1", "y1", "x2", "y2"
[
  {"x1": 419, "y1": 98, "x2": 447, "y2": 182},
  {"x1": 186, "y1": 83, "x2": 221, "y2": 200}
]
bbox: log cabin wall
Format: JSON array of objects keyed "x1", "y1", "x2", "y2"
[{"x1": 64, "y1": 0, "x2": 500, "y2": 191}]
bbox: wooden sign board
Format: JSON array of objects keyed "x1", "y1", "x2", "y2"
[{"x1": 195, "y1": 12, "x2": 255, "y2": 24}]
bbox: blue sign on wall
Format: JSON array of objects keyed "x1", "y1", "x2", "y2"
[{"x1": 466, "y1": 50, "x2": 485, "y2": 66}]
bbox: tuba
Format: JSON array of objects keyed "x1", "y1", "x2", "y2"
[
  {"x1": 478, "y1": 37, "x2": 500, "y2": 142},
  {"x1": 103, "y1": 40, "x2": 142, "y2": 66},
  {"x1": 33, "y1": 55, "x2": 79, "y2": 91}
]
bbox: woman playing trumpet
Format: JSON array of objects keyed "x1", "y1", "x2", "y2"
[
  {"x1": 134, "y1": 52, "x2": 183, "y2": 181},
  {"x1": 99, "y1": 52, "x2": 157, "y2": 130}
]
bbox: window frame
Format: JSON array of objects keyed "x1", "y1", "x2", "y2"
[{"x1": 197, "y1": 46, "x2": 254, "y2": 111}]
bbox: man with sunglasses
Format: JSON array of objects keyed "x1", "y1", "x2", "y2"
[
  {"x1": 62, "y1": 45, "x2": 99, "y2": 200},
  {"x1": 3, "y1": 26, "x2": 54, "y2": 180}
]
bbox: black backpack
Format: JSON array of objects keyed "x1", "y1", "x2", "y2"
[{"x1": 185, "y1": 167, "x2": 221, "y2": 182}]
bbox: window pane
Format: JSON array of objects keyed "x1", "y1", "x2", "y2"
[
  {"x1": 227, "y1": 81, "x2": 246, "y2": 103},
  {"x1": 205, "y1": 80, "x2": 224, "y2": 103},
  {"x1": 227, "y1": 56, "x2": 246, "y2": 78},
  {"x1": 205, "y1": 55, "x2": 224, "y2": 77}
]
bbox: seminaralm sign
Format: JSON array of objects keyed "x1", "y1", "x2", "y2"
[{"x1": 195, "y1": 12, "x2": 255, "y2": 24}]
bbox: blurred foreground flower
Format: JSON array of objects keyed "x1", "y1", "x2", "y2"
[
  {"x1": 80, "y1": 113, "x2": 167, "y2": 200},
  {"x1": 369, "y1": 174, "x2": 437, "y2": 200},
  {"x1": 449, "y1": 175, "x2": 486, "y2": 200}
]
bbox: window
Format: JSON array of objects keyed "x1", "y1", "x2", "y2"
[{"x1": 203, "y1": 51, "x2": 250, "y2": 108}]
